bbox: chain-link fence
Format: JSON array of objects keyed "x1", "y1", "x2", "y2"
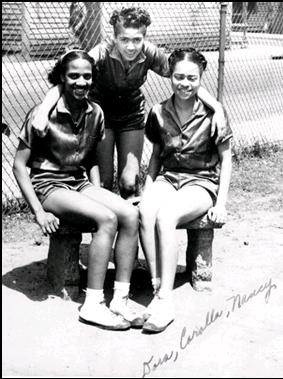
[{"x1": 2, "y1": 2, "x2": 283, "y2": 213}]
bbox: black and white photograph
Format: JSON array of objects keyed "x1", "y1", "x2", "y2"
[{"x1": 2, "y1": 2, "x2": 283, "y2": 378}]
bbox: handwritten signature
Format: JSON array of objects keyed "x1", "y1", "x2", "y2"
[{"x1": 142, "y1": 278, "x2": 277, "y2": 378}]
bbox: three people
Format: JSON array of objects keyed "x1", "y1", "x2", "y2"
[
  {"x1": 139, "y1": 48, "x2": 233, "y2": 333},
  {"x1": 13, "y1": 50, "x2": 144, "y2": 331},
  {"x1": 32, "y1": 6, "x2": 226, "y2": 200},
  {"x1": 14, "y1": 6, "x2": 232, "y2": 334}
]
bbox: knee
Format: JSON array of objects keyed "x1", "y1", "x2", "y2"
[
  {"x1": 121, "y1": 205, "x2": 139, "y2": 232},
  {"x1": 119, "y1": 174, "x2": 138, "y2": 199},
  {"x1": 97, "y1": 211, "x2": 118, "y2": 235}
]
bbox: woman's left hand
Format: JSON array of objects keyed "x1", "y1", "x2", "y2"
[
  {"x1": 211, "y1": 106, "x2": 226, "y2": 137},
  {"x1": 207, "y1": 204, "x2": 227, "y2": 224}
]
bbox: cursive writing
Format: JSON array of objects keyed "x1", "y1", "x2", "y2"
[
  {"x1": 180, "y1": 308, "x2": 223, "y2": 350},
  {"x1": 226, "y1": 278, "x2": 277, "y2": 313},
  {"x1": 142, "y1": 350, "x2": 179, "y2": 378},
  {"x1": 141, "y1": 278, "x2": 277, "y2": 378}
]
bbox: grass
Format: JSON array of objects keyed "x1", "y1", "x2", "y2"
[{"x1": 229, "y1": 146, "x2": 283, "y2": 214}]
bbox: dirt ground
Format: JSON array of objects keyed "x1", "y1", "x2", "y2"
[{"x1": 2, "y1": 149, "x2": 283, "y2": 378}]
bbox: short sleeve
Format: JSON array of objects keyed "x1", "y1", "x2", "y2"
[
  {"x1": 18, "y1": 106, "x2": 39, "y2": 149},
  {"x1": 214, "y1": 109, "x2": 233, "y2": 145},
  {"x1": 145, "y1": 107, "x2": 162, "y2": 144},
  {"x1": 144, "y1": 41, "x2": 170, "y2": 78}
]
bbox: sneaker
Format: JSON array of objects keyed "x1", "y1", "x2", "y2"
[
  {"x1": 143, "y1": 292, "x2": 160, "y2": 320},
  {"x1": 110, "y1": 296, "x2": 145, "y2": 328},
  {"x1": 79, "y1": 300, "x2": 130, "y2": 331},
  {"x1": 142, "y1": 297, "x2": 175, "y2": 333}
]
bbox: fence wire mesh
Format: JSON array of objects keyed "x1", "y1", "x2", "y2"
[{"x1": 2, "y1": 2, "x2": 283, "y2": 213}]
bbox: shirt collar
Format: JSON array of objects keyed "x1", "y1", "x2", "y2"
[
  {"x1": 164, "y1": 94, "x2": 208, "y2": 124},
  {"x1": 56, "y1": 95, "x2": 93, "y2": 115}
]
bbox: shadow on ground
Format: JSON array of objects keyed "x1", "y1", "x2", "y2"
[{"x1": 2, "y1": 244, "x2": 189, "y2": 305}]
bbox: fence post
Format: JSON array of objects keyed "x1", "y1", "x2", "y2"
[
  {"x1": 242, "y1": 2, "x2": 248, "y2": 48},
  {"x1": 217, "y1": 2, "x2": 228, "y2": 103},
  {"x1": 21, "y1": 2, "x2": 31, "y2": 58}
]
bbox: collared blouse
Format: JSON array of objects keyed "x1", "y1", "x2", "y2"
[
  {"x1": 88, "y1": 40, "x2": 170, "y2": 121},
  {"x1": 145, "y1": 95, "x2": 233, "y2": 183},
  {"x1": 19, "y1": 96, "x2": 105, "y2": 173}
]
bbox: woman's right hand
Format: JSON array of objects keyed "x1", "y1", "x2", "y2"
[{"x1": 35, "y1": 210, "x2": 60, "y2": 235}]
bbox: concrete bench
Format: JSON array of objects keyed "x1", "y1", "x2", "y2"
[
  {"x1": 46, "y1": 214, "x2": 224, "y2": 299},
  {"x1": 46, "y1": 222, "x2": 96, "y2": 300},
  {"x1": 177, "y1": 214, "x2": 224, "y2": 292}
]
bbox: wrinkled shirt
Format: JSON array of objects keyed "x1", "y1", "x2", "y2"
[
  {"x1": 145, "y1": 95, "x2": 233, "y2": 183},
  {"x1": 19, "y1": 95, "x2": 105, "y2": 172},
  {"x1": 88, "y1": 40, "x2": 170, "y2": 122}
]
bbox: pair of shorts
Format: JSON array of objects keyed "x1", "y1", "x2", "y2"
[
  {"x1": 155, "y1": 171, "x2": 218, "y2": 205},
  {"x1": 104, "y1": 114, "x2": 145, "y2": 133},
  {"x1": 30, "y1": 169, "x2": 93, "y2": 204}
]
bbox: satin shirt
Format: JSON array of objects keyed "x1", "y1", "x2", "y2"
[
  {"x1": 145, "y1": 95, "x2": 233, "y2": 184},
  {"x1": 88, "y1": 40, "x2": 170, "y2": 124},
  {"x1": 19, "y1": 95, "x2": 105, "y2": 173}
]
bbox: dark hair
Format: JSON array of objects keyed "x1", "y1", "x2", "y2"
[
  {"x1": 109, "y1": 7, "x2": 151, "y2": 36},
  {"x1": 48, "y1": 49, "x2": 95, "y2": 85},
  {"x1": 168, "y1": 48, "x2": 207, "y2": 76}
]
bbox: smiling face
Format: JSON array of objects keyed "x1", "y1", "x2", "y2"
[
  {"x1": 62, "y1": 58, "x2": 92, "y2": 101},
  {"x1": 114, "y1": 24, "x2": 146, "y2": 62},
  {"x1": 171, "y1": 60, "x2": 201, "y2": 101}
]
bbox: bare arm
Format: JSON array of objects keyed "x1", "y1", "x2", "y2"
[
  {"x1": 13, "y1": 141, "x2": 59, "y2": 234},
  {"x1": 208, "y1": 139, "x2": 232, "y2": 223},
  {"x1": 32, "y1": 85, "x2": 63, "y2": 136},
  {"x1": 88, "y1": 165, "x2": 101, "y2": 187},
  {"x1": 143, "y1": 143, "x2": 162, "y2": 193}
]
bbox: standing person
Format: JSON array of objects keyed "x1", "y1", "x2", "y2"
[
  {"x1": 13, "y1": 50, "x2": 144, "y2": 330},
  {"x1": 32, "y1": 6, "x2": 226, "y2": 200},
  {"x1": 139, "y1": 48, "x2": 233, "y2": 333}
]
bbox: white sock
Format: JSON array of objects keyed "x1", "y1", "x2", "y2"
[
  {"x1": 113, "y1": 281, "x2": 130, "y2": 300},
  {"x1": 83, "y1": 288, "x2": 104, "y2": 307},
  {"x1": 151, "y1": 277, "x2": 161, "y2": 293}
]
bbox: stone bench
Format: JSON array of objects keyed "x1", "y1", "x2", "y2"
[
  {"x1": 46, "y1": 214, "x2": 224, "y2": 299},
  {"x1": 46, "y1": 222, "x2": 96, "y2": 300},
  {"x1": 177, "y1": 214, "x2": 224, "y2": 292}
]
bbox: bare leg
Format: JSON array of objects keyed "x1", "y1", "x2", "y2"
[
  {"x1": 139, "y1": 180, "x2": 176, "y2": 279},
  {"x1": 157, "y1": 186, "x2": 213, "y2": 291},
  {"x1": 96, "y1": 128, "x2": 116, "y2": 191},
  {"x1": 43, "y1": 188, "x2": 118, "y2": 289},
  {"x1": 81, "y1": 186, "x2": 139, "y2": 283},
  {"x1": 116, "y1": 129, "x2": 145, "y2": 199},
  {"x1": 142, "y1": 185, "x2": 213, "y2": 333}
]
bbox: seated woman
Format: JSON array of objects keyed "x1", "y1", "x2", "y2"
[
  {"x1": 31, "y1": 6, "x2": 226, "y2": 200},
  {"x1": 13, "y1": 50, "x2": 144, "y2": 331},
  {"x1": 139, "y1": 48, "x2": 233, "y2": 333}
]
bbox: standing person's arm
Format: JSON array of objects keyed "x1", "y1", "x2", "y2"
[
  {"x1": 32, "y1": 85, "x2": 62, "y2": 137},
  {"x1": 207, "y1": 139, "x2": 232, "y2": 223},
  {"x1": 13, "y1": 142, "x2": 60, "y2": 235},
  {"x1": 197, "y1": 86, "x2": 226, "y2": 137}
]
